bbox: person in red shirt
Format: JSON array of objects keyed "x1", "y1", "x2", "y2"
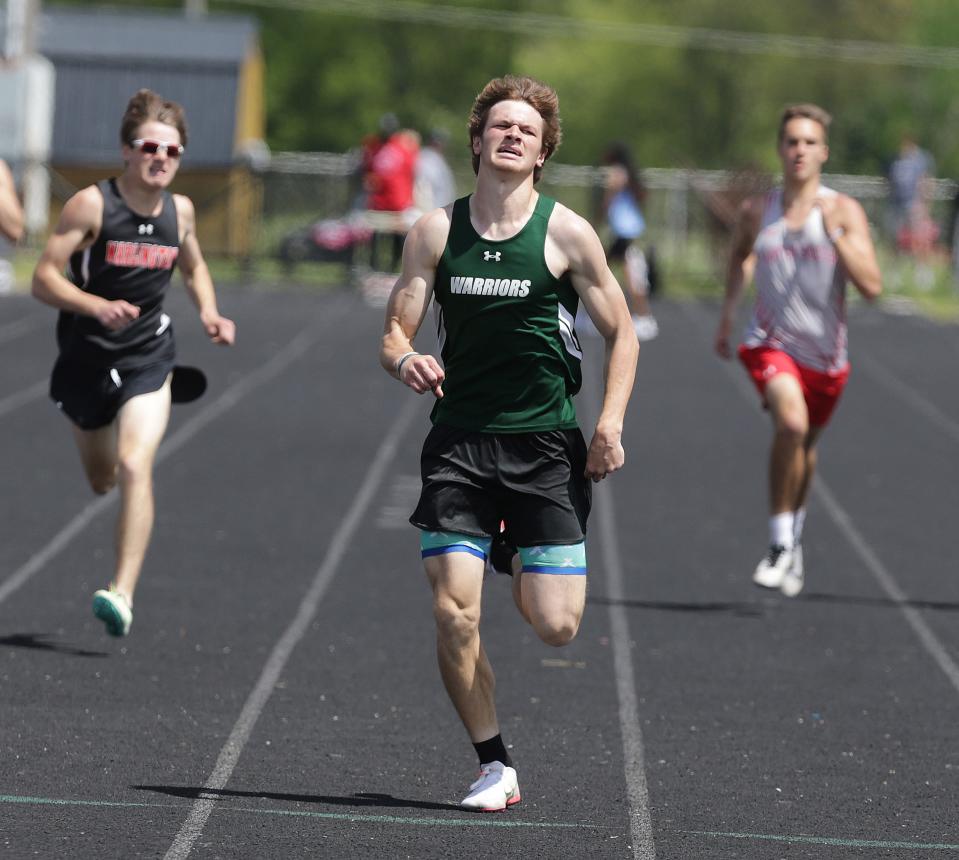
[{"x1": 364, "y1": 122, "x2": 420, "y2": 271}]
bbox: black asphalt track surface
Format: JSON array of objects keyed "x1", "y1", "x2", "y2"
[{"x1": 1, "y1": 285, "x2": 957, "y2": 859}]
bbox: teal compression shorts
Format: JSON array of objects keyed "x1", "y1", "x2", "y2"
[
  {"x1": 420, "y1": 531, "x2": 491, "y2": 561},
  {"x1": 420, "y1": 531, "x2": 587, "y2": 575}
]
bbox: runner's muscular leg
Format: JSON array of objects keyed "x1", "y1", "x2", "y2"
[
  {"x1": 794, "y1": 425, "x2": 824, "y2": 511},
  {"x1": 424, "y1": 552, "x2": 500, "y2": 743},
  {"x1": 764, "y1": 373, "x2": 809, "y2": 515},
  {"x1": 519, "y1": 572, "x2": 586, "y2": 647},
  {"x1": 71, "y1": 422, "x2": 120, "y2": 495},
  {"x1": 112, "y1": 379, "x2": 172, "y2": 600}
]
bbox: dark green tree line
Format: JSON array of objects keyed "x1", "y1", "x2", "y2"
[{"x1": 48, "y1": 0, "x2": 959, "y2": 176}]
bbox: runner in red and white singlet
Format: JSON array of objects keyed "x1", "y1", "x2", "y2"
[{"x1": 715, "y1": 104, "x2": 882, "y2": 597}]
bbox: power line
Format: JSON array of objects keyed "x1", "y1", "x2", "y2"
[{"x1": 225, "y1": 0, "x2": 959, "y2": 70}]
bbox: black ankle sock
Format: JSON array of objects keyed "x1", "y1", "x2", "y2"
[{"x1": 473, "y1": 734, "x2": 512, "y2": 768}]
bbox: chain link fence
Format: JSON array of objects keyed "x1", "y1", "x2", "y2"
[
  {"x1": 10, "y1": 155, "x2": 957, "y2": 299},
  {"x1": 250, "y1": 152, "x2": 959, "y2": 295}
]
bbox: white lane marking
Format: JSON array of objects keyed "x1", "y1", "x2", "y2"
[
  {"x1": 0, "y1": 312, "x2": 347, "y2": 609},
  {"x1": 163, "y1": 395, "x2": 421, "y2": 860},
  {"x1": 680, "y1": 301, "x2": 959, "y2": 698},
  {"x1": 855, "y1": 353, "x2": 959, "y2": 445},
  {"x1": 585, "y1": 355, "x2": 657, "y2": 860},
  {"x1": 595, "y1": 483, "x2": 658, "y2": 859},
  {"x1": 814, "y1": 480, "x2": 959, "y2": 694},
  {"x1": 0, "y1": 317, "x2": 44, "y2": 345},
  {"x1": 0, "y1": 379, "x2": 46, "y2": 419},
  {"x1": 375, "y1": 473, "x2": 422, "y2": 528}
]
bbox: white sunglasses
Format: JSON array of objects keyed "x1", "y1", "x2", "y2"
[{"x1": 130, "y1": 138, "x2": 185, "y2": 158}]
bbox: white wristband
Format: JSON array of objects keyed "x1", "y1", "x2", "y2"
[
  {"x1": 827, "y1": 226, "x2": 845, "y2": 244},
  {"x1": 395, "y1": 351, "x2": 419, "y2": 378}
]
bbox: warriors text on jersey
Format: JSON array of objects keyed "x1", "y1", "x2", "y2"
[
  {"x1": 430, "y1": 194, "x2": 583, "y2": 433},
  {"x1": 743, "y1": 186, "x2": 849, "y2": 373},
  {"x1": 58, "y1": 178, "x2": 179, "y2": 370}
]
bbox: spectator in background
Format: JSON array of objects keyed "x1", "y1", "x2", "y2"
[
  {"x1": 364, "y1": 117, "x2": 420, "y2": 272},
  {"x1": 598, "y1": 142, "x2": 658, "y2": 341},
  {"x1": 887, "y1": 134, "x2": 938, "y2": 262},
  {"x1": 352, "y1": 116, "x2": 389, "y2": 212},
  {"x1": 415, "y1": 128, "x2": 457, "y2": 211}
]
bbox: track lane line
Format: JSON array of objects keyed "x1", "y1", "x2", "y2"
[
  {"x1": 163, "y1": 395, "x2": 421, "y2": 860},
  {"x1": 0, "y1": 379, "x2": 46, "y2": 419},
  {"x1": 855, "y1": 352, "x2": 959, "y2": 445},
  {"x1": 585, "y1": 348, "x2": 657, "y2": 860},
  {"x1": 0, "y1": 311, "x2": 347, "y2": 609},
  {"x1": 681, "y1": 828, "x2": 959, "y2": 851},
  {"x1": 0, "y1": 316, "x2": 45, "y2": 345},
  {"x1": 681, "y1": 300, "x2": 959, "y2": 698},
  {"x1": 0, "y1": 792, "x2": 588, "y2": 830}
]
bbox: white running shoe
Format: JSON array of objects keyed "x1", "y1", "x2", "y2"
[
  {"x1": 460, "y1": 761, "x2": 521, "y2": 812},
  {"x1": 92, "y1": 588, "x2": 133, "y2": 637},
  {"x1": 752, "y1": 545, "x2": 794, "y2": 590},
  {"x1": 780, "y1": 544, "x2": 805, "y2": 597}
]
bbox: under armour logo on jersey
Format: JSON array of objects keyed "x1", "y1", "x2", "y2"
[
  {"x1": 483, "y1": 250, "x2": 502, "y2": 262},
  {"x1": 138, "y1": 223, "x2": 154, "y2": 236}
]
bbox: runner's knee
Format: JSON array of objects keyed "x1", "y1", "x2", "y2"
[
  {"x1": 773, "y1": 413, "x2": 808, "y2": 442},
  {"x1": 88, "y1": 470, "x2": 118, "y2": 495},
  {"x1": 118, "y1": 450, "x2": 154, "y2": 484},
  {"x1": 432, "y1": 594, "x2": 481, "y2": 646},
  {"x1": 531, "y1": 611, "x2": 581, "y2": 647}
]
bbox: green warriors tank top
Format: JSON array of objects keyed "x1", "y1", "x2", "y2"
[{"x1": 430, "y1": 193, "x2": 583, "y2": 432}]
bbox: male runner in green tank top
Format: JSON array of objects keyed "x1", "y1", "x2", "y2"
[{"x1": 380, "y1": 75, "x2": 639, "y2": 811}]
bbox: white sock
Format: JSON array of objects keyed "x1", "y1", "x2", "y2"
[
  {"x1": 769, "y1": 512, "x2": 795, "y2": 549},
  {"x1": 793, "y1": 507, "x2": 807, "y2": 543}
]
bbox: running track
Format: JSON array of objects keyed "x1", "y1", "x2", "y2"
[{"x1": 1, "y1": 284, "x2": 957, "y2": 859}]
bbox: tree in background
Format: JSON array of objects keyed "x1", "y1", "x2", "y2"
[{"x1": 46, "y1": 0, "x2": 959, "y2": 177}]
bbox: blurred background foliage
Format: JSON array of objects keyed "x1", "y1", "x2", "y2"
[
  {"x1": 48, "y1": 0, "x2": 959, "y2": 176},
  {"x1": 34, "y1": 0, "x2": 959, "y2": 314}
]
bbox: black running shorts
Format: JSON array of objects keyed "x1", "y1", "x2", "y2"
[
  {"x1": 410, "y1": 423, "x2": 592, "y2": 546},
  {"x1": 50, "y1": 356, "x2": 173, "y2": 430}
]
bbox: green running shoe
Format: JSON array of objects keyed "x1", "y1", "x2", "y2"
[{"x1": 92, "y1": 588, "x2": 133, "y2": 637}]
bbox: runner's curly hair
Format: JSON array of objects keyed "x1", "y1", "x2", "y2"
[{"x1": 468, "y1": 75, "x2": 562, "y2": 183}]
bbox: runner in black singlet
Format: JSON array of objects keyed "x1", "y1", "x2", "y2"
[{"x1": 31, "y1": 89, "x2": 235, "y2": 637}]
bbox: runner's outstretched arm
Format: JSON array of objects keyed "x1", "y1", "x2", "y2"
[
  {"x1": 556, "y1": 206, "x2": 638, "y2": 482},
  {"x1": 716, "y1": 196, "x2": 761, "y2": 359},
  {"x1": 815, "y1": 193, "x2": 882, "y2": 300},
  {"x1": 0, "y1": 160, "x2": 24, "y2": 243},
  {"x1": 380, "y1": 208, "x2": 449, "y2": 398},
  {"x1": 32, "y1": 187, "x2": 141, "y2": 330},
  {"x1": 174, "y1": 195, "x2": 235, "y2": 345}
]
